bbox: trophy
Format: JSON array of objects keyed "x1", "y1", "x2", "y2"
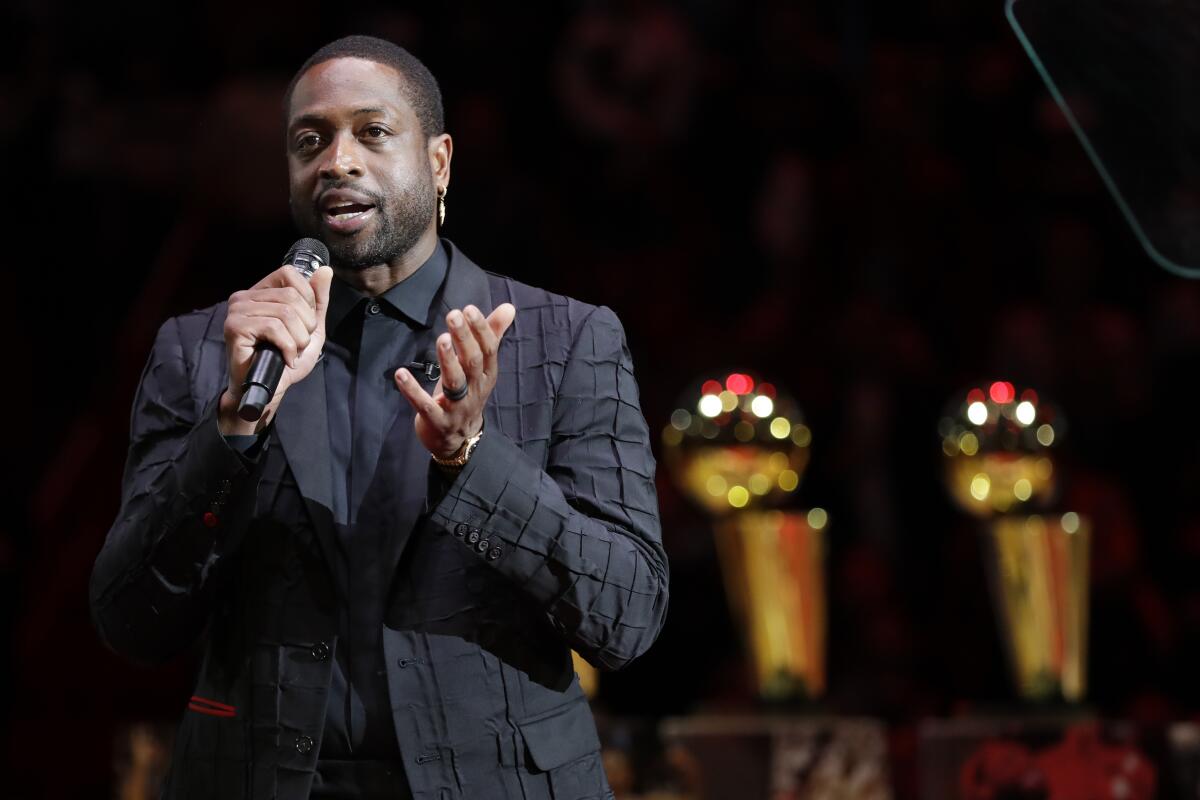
[
  {"x1": 940, "y1": 381, "x2": 1089, "y2": 702},
  {"x1": 663, "y1": 372, "x2": 826, "y2": 700}
]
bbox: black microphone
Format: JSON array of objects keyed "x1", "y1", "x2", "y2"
[{"x1": 237, "y1": 238, "x2": 331, "y2": 422}]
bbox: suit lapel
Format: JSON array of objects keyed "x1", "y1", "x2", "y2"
[
  {"x1": 272, "y1": 356, "x2": 349, "y2": 601},
  {"x1": 380, "y1": 240, "x2": 496, "y2": 579}
]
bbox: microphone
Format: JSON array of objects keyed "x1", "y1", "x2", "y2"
[{"x1": 237, "y1": 237, "x2": 331, "y2": 422}]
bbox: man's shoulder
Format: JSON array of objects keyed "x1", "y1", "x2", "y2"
[
  {"x1": 483, "y1": 271, "x2": 627, "y2": 346},
  {"x1": 161, "y1": 301, "x2": 228, "y2": 342},
  {"x1": 148, "y1": 301, "x2": 228, "y2": 362}
]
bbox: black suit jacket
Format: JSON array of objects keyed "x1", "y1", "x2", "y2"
[{"x1": 90, "y1": 242, "x2": 669, "y2": 799}]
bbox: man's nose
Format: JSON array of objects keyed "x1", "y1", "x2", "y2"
[{"x1": 318, "y1": 133, "x2": 364, "y2": 180}]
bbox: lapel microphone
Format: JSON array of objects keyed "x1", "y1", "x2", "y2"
[
  {"x1": 406, "y1": 359, "x2": 442, "y2": 383},
  {"x1": 237, "y1": 238, "x2": 331, "y2": 422}
]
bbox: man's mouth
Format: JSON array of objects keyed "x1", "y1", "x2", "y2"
[{"x1": 320, "y1": 195, "x2": 377, "y2": 234}]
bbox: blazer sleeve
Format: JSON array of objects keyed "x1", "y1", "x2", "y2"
[
  {"x1": 428, "y1": 305, "x2": 668, "y2": 671},
  {"x1": 90, "y1": 315, "x2": 264, "y2": 665}
]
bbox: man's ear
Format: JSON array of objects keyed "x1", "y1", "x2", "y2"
[{"x1": 430, "y1": 133, "x2": 453, "y2": 187}]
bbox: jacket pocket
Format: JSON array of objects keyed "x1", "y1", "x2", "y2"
[{"x1": 517, "y1": 698, "x2": 602, "y2": 771}]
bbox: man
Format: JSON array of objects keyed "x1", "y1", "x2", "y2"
[{"x1": 90, "y1": 35, "x2": 668, "y2": 800}]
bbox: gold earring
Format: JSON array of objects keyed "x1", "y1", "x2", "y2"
[{"x1": 437, "y1": 186, "x2": 447, "y2": 227}]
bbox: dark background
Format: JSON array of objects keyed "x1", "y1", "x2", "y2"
[{"x1": 6, "y1": 0, "x2": 1200, "y2": 796}]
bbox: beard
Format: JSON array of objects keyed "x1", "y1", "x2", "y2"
[{"x1": 293, "y1": 169, "x2": 435, "y2": 271}]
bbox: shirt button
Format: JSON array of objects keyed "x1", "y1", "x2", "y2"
[
  {"x1": 310, "y1": 642, "x2": 330, "y2": 661},
  {"x1": 366, "y1": 301, "x2": 381, "y2": 316},
  {"x1": 295, "y1": 735, "x2": 314, "y2": 754},
  {"x1": 475, "y1": 538, "x2": 490, "y2": 554},
  {"x1": 488, "y1": 545, "x2": 503, "y2": 561},
  {"x1": 467, "y1": 529, "x2": 480, "y2": 545}
]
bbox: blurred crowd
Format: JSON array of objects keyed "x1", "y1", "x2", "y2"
[{"x1": 7, "y1": 1, "x2": 1200, "y2": 796}]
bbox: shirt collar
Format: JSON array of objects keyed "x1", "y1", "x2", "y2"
[{"x1": 326, "y1": 240, "x2": 449, "y2": 331}]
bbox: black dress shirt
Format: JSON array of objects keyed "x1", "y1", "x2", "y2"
[
  {"x1": 228, "y1": 242, "x2": 448, "y2": 795},
  {"x1": 318, "y1": 242, "x2": 448, "y2": 765}
]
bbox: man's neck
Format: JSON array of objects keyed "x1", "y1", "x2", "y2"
[{"x1": 334, "y1": 227, "x2": 439, "y2": 297}]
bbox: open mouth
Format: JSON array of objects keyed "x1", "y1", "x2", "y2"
[{"x1": 322, "y1": 200, "x2": 377, "y2": 233}]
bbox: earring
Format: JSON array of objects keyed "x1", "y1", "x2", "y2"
[{"x1": 437, "y1": 185, "x2": 447, "y2": 227}]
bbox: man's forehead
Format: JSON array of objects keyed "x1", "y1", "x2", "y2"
[{"x1": 288, "y1": 57, "x2": 411, "y2": 123}]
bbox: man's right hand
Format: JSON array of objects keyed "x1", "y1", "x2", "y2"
[{"x1": 218, "y1": 264, "x2": 333, "y2": 435}]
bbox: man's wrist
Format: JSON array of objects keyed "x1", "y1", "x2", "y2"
[{"x1": 432, "y1": 421, "x2": 484, "y2": 470}]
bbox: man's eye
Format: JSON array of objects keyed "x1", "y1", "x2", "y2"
[
  {"x1": 295, "y1": 134, "x2": 322, "y2": 152},
  {"x1": 363, "y1": 125, "x2": 389, "y2": 138}
]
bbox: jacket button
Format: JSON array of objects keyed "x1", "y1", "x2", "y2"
[
  {"x1": 467, "y1": 529, "x2": 480, "y2": 545},
  {"x1": 475, "y1": 538, "x2": 489, "y2": 553},
  {"x1": 295, "y1": 735, "x2": 313, "y2": 754},
  {"x1": 310, "y1": 642, "x2": 330, "y2": 661},
  {"x1": 454, "y1": 522, "x2": 469, "y2": 538},
  {"x1": 488, "y1": 546, "x2": 503, "y2": 561},
  {"x1": 397, "y1": 658, "x2": 416, "y2": 668}
]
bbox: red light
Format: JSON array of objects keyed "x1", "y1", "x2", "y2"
[
  {"x1": 759, "y1": 382, "x2": 777, "y2": 398},
  {"x1": 989, "y1": 381, "x2": 1015, "y2": 404},
  {"x1": 726, "y1": 373, "x2": 754, "y2": 394},
  {"x1": 967, "y1": 388, "x2": 985, "y2": 404},
  {"x1": 701, "y1": 380, "x2": 722, "y2": 396},
  {"x1": 1020, "y1": 388, "x2": 1039, "y2": 404}
]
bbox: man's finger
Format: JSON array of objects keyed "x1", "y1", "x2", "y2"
[
  {"x1": 252, "y1": 264, "x2": 317, "y2": 308},
  {"x1": 311, "y1": 266, "x2": 333, "y2": 327},
  {"x1": 463, "y1": 305, "x2": 500, "y2": 376},
  {"x1": 243, "y1": 288, "x2": 317, "y2": 331},
  {"x1": 395, "y1": 367, "x2": 448, "y2": 426},
  {"x1": 447, "y1": 309, "x2": 484, "y2": 384},
  {"x1": 242, "y1": 301, "x2": 312, "y2": 352},
  {"x1": 435, "y1": 333, "x2": 467, "y2": 402},
  {"x1": 487, "y1": 303, "x2": 516, "y2": 339}
]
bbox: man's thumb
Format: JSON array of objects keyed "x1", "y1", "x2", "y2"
[{"x1": 312, "y1": 266, "x2": 334, "y2": 319}]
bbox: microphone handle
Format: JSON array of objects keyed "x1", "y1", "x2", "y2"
[
  {"x1": 235, "y1": 254, "x2": 324, "y2": 422},
  {"x1": 237, "y1": 346, "x2": 286, "y2": 422}
]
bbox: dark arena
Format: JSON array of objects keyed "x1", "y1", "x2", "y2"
[{"x1": 9, "y1": 2, "x2": 1200, "y2": 798}]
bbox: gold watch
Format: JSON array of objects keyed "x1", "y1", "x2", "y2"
[{"x1": 431, "y1": 424, "x2": 484, "y2": 470}]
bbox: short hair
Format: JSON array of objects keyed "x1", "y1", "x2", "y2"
[{"x1": 284, "y1": 35, "x2": 444, "y2": 138}]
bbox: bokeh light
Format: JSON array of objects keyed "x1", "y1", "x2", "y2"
[
  {"x1": 664, "y1": 371, "x2": 810, "y2": 515},
  {"x1": 939, "y1": 381, "x2": 1065, "y2": 517}
]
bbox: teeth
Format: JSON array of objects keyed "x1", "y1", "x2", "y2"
[{"x1": 328, "y1": 206, "x2": 370, "y2": 217}]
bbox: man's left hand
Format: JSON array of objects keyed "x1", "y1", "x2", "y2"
[{"x1": 394, "y1": 303, "x2": 516, "y2": 460}]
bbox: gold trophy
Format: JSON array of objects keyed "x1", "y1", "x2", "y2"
[
  {"x1": 663, "y1": 373, "x2": 826, "y2": 700},
  {"x1": 940, "y1": 381, "x2": 1089, "y2": 702}
]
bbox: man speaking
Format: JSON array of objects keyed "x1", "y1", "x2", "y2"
[{"x1": 90, "y1": 35, "x2": 668, "y2": 799}]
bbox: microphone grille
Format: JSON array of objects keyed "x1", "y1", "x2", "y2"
[{"x1": 283, "y1": 238, "x2": 331, "y2": 278}]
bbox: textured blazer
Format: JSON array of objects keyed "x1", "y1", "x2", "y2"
[{"x1": 89, "y1": 241, "x2": 669, "y2": 799}]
